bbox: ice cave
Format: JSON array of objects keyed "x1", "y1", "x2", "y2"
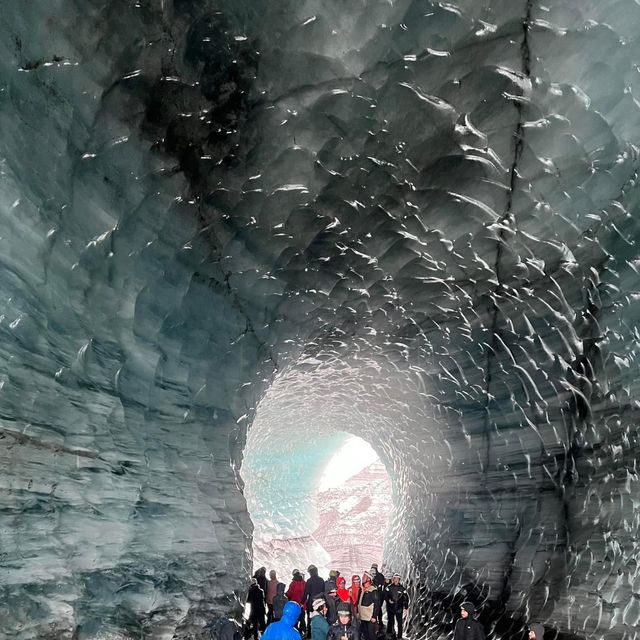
[{"x1": 2, "y1": 0, "x2": 640, "y2": 638}]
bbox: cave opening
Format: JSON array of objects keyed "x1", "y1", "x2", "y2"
[{"x1": 241, "y1": 365, "x2": 396, "y2": 580}]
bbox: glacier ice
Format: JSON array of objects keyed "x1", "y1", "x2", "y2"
[{"x1": 2, "y1": 0, "x2": 640, "y2": 638}]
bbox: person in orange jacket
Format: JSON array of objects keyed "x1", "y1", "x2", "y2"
[
  {"x1": 336, "y1": 576, "x2": 350, "y2": 603},
  {"x1": 348, "y1": 575, "x2": 361, "y2": 618}
]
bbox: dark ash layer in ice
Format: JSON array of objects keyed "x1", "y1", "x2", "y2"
[{"x1": 1, "y1": 0, "x2": 640, "y2": 638}]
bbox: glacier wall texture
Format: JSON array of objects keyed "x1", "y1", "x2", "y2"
[{"x1": 2, "y1": 0, "x2": 640, "y2": 638}]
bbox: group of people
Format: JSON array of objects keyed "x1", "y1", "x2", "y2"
[
  {"x1": 245, "y1": 564, "x2": 409, "y2": 640},
  {"x1": 247, "y1": 566, "x2": 549, "y2": 640}
]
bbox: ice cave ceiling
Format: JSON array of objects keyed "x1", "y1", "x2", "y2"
[{"x1": 2, "y1": 0, "x2": 640, "y2": 638}]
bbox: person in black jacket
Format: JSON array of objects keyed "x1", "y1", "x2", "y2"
[
  {"x1": 246, "y1": 578, "x2": 267, "y2": 640},
  {"x1": 304, "y1": 565, "x2": 326, "y2": 632},
  {"x1": 369, "y1": 565, "x2": 385, "y2": 628},
  {"x1": 453, "y1": 603, "x2": 485, "y2": 640},
  {"x1": 324, "y1": 581, "x2": 339, "y2": 625},
  {"x1": 384, "y1": 574, "x2": 408, "y2": 639},
  {"x1": 327, "y1": 603, "x2": 360, "y2": 640},
  {"x1": 255, "y1": 567, "x2": 268, "y2": 601},
  {"x1": 370, "y1": 565, "x2": 385, "y2": 593}
]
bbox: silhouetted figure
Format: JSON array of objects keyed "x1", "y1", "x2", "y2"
[
  {"x1": 255, "y1": 567, "x2": 268, "y2": 600},
  {"x1": 305, "y1": 564, "x2": 326, "y2": 630},
  {"x1": 247, "y1": 579, "x2": 267, "y2": 640},
  {"x1": 267, "y1": 570, "x2": 279, "y2": 623},
  {"x1": 324, "y1": 582, "x2": 338, "y2": 625},
  {"x1": 273, "y1": 583, "x2": 288, "y2": 622},
  {"x1": 369, "y1": 565, "x2": 385, "y2": 637}
]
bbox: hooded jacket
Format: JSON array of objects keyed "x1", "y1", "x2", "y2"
[
  {"x1": 336, "y1": 577, "x2": 350, "y2": 603},
  {"x1": 453, "y1": 604, "x2": 485, "y2": 640},
  {"x1": 348, "y1": 576, "x2": 361, "y2": 612},
  {"x1": 263, "y1": 602, "x2": 303, "y2": 640}
]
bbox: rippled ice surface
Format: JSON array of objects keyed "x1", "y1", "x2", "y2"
[{"x1": 1, "y1": 0, "x2": 640, "y2": 638}]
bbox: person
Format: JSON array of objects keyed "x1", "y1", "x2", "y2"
[
  {"x1": 273, "y1": 583, "x2": 288, "y2": 622},
  {"x1": 287, "y1": 570, "x2": 307, "y2": 605},
  {"x1": 305, "y1": 566, "x2": 326, "y2": 609},
  {"x1": 324, "y1": 581, "x2": 339, "y2": 625},
  {"x1": 305, "y1": 565, "x2": 326, "y2": 631},
  {"x1": 267, "y1": 570, "x2": 280, "y2": 623},
  {"x1": 357, "y1": 573, "x2": 379, "y2": 640},
  {"x1": 453, "y1": 602, "x2": 485, "y2": 640},
  {"x1": 336, "y1": 577, "x2": 350, "y2": 603},
  {"x1": 528, "y1": 624, "x2": 545, "y2": 640},
  {"x1": 327, "y1": 603, "x2": 360, "y2": 640},
  {"x1": 286, "y1": 569, "x2": 307, "y2": 633},
  {"x1": 348, "y1": 575, "x2": 361, "y2": 619},
  {"x1": 255, "y1": 567, "x2": 268, "y2": 600},
  {"x1": 246, "y1": 578, "x2": 267, "y2": 640},
  {"x1": 369, "y1": 565, "x2": 385, "y2": 630},
  {"x1": 384, "y1": 574, "x2": 408, "y2": 639},
  {"x1": 262, "y1": 601, "x2": 303, "y2": 640},
  {"x1": 310, "y1": 597, "x2": 331, "y2": 640},
  {"x1": 370, "y1": 565, "x2": 385, "y2": 593}
]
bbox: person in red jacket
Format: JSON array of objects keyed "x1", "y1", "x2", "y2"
[
  {"x1": 286, "y1": 569, "x2": 307, "y2": 634},
  {"x1": 348, "y1": 575, "x2": 361, "y2": 618},
  {"x1": 336, "y1": 576, "x2": 350, "y2": 603}
]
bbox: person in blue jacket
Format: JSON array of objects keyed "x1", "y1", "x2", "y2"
[
  {"x1": 262, "y1": 601, "x2": 303, "y2": 640},
  {"x1": 310, "y1": 598, "x2": 330, "y2": 640}
]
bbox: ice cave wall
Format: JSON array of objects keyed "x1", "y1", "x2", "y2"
[{"x1": 2, "y1": 0, "x2": 640, "y2": 638}]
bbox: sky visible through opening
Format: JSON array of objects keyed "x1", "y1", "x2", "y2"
[
  {"x1": 319, "y1": 436, "x2": 381, "y2": 490},
  {"x1": 247, "y1": 434, "x2": 392, "y2": 577}
]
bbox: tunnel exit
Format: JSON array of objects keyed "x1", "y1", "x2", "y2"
[{"x1": 243, "y1": 431, "x2": 392, "y2": 579}]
